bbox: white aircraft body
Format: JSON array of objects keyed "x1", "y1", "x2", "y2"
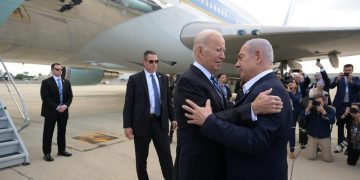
[{"x1": 1, "y1": 0, "x2": 360, "y2": 84}]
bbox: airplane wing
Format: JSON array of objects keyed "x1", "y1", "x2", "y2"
[
  {"x1": 180, "y1": 22, "x2": 360, "y2": 69},
  {"x1": 79, "y1": 5, "x2": 360, "y2": 76}
]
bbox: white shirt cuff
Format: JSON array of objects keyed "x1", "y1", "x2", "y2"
[{"x1": 251, "y1": 107, "x2": 258, "y2": 121}]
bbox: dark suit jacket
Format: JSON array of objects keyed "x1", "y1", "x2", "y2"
[
  {"x1": 173, "y1": 65, "x2": 230, "y2": 180},
  {"x1": 199, "y1": 73, "x2": 292, "y2": 180},
  {"x1": 123, "y1": 71, "x2": 174, "y2": 137},
  {"x1": 40, "y1": 77, "x2": 73, "y2": 117},
  {"x1": 299, "y1": 76, "x2": 311, "y2": 97},
  {"x1": 330, "y1": 76, "x2": 360, "y2": 108}
]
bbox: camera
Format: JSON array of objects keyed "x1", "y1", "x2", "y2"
[
  {"x1": 342, "y1": 73, "x2": 350, "y2": 76},
  {"x1": 312, "y1": 100, "x2": 320, "y2": 108},
  {"x1": 350, "y1": 108, "x2": 359, "y2": 114},
  {"x1": 281, "y1": 74, "x2": 294, "y2": 89}
]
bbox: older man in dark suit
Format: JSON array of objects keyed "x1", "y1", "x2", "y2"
[
  {"x1": 173, "y1": 30, "x2": 284, "y2": 180},
  {"x1": 41, "y1": 63, "x2": 73, "y2": 162},
  {"x1": 330, "y1": 64, "x2": 360, "y2": 153},
  {"x1": 183, "y1": 38, "x2": 292, "y2": 180},
  {"x1": 123, "y1": 50, "x2": 176, "y2": 180}
]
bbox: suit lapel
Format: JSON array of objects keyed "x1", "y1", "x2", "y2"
[
  {"x1": 156, "y1": 73, "x2": 164, "y2": 101},
  {"x1": 190, "y1": 65, "x2": 225, "y2": 110},
  {"x1": 51, "y1": 77, "x2": 60, "y2": 97},
  {"x1": 140, "y1": 71, "x2": 150, "y2": 99}
]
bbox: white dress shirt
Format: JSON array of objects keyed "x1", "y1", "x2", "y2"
[
  {"x1": 144, "y1": 70, "x2": 161, "y2": 114},
  {"x1": 242, "y1": 69, "x2": 273, "y2": 121}
]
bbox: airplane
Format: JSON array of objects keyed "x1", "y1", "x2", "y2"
[{"x1": 1, "y1": 0, "x2": 360, "y2": 85}]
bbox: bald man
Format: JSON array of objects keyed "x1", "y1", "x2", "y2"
[{"x1": 183, "y1": 38, "x2": 292, "y2": 180}]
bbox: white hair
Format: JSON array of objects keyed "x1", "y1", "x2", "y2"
[{"x1": 192, "y1": 29, "x2": 222, "y2": 57}]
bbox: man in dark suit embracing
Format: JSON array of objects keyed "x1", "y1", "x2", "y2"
[
  {"x1": 173, "y1": 30, "x2": 284, "y2": 180},
  {"x1": 41, "y1": 63, "x2": 73, "y2": 162},
  {"x1": 123, "y1": 50, "x2": 177, "y2": 180},
  {"x1": 183, "y1": 38, "x2": 292, "y2": 180}
]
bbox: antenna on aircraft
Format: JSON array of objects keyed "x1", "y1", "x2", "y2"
[{"x1": 283, "y1": 0, "x2": 295, "y2": 25}]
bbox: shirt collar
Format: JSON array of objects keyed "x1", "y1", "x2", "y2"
[
  {"x1": 144, "y1": 69, "x2": 156, "y2": 77},
  {"x1": 193, "y1": 61, "x2": 212, "y2": 80},
  {"x1": 52, "y1": 75, "x2": 61, "y2": 81},
  {"x1": 243, "y1": 69, "x2": 273, "y2": 94}
]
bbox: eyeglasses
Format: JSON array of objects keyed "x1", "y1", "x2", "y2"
[
  {"x1": 53, "y1": 68, "x2": 62, "y2": 71},
  {"x1": 147, "y1": 60, "x2": 159, "y2": 64}
]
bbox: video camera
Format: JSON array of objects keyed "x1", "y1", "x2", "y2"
[
  {"x1": 282, "y1": 74, "x2": 294, "y2": 89},
  {"x1": 312, "y1": 100, "x2": 321, "y2": 108},
  {"x1": 350, "y1": 107, "x2": 359, "y2": 114}
]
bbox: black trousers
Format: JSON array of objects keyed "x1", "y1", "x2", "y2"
[
  {"x1": 134, "y1": 116, "x2": 173, "y2": 180},
  {"x1": 347, "y1": 143, "x2": 360, "y2": 165},
  {"x1": 42, "y1": 112, "x2": 69, "y2": 154}
]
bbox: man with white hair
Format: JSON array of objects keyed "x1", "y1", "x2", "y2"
[
  {"x1": 173, "y1": 32, "x2": 284, "y2": 180},
  {"x1": 183, "y1": 38, "x2": 292, "y2": 180}
]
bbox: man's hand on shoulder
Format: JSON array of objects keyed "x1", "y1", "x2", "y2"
[
  {"x1": 252, "y1": 88, "x2": 283, "y2": 115},
  {"x1": 183, "y1": 99, "x2": 212, "y2": 126}
]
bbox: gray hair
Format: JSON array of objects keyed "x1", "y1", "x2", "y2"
[
  {"x1": 245, "y1": 38, "x2": 274, "y2": 63},
  {"x1": 192, "y1": 29, "x2": 222, "y2": 56}
]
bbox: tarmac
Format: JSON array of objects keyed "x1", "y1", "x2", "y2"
[{"x1": 0, "y1": 83, "x2": 359, "y2": 180}]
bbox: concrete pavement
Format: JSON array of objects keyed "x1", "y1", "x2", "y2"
[{"x1": 0, "y1": 83, "x2": 359, "y2": 180}]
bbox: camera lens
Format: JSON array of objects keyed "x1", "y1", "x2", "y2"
[{"x1": 350, "y1": 108, "x2": 359, "y2": 114}]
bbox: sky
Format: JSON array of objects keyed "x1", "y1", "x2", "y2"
[
  {"x1": 232, "y1": 0, "x2": 360, "y2": 73},
  {"x1": 2, "y1": 0, "x2": 360, "y2": 76}
]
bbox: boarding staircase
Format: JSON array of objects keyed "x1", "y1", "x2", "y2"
[
  {"x1": 0, "y1": 101, "x2": 29, "y2": 168},
  {"x1": 0, "y1": 59, "x2": 30, "y2": 168}
]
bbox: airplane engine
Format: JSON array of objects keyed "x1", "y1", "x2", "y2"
[
  {"x1": 63, "y1": 67, "x2": 119, "y2": 85},
  {"x1": 328, "y1": 52, "x2": 339, "y2": 68}
]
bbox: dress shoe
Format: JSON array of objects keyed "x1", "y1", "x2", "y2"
[
  {"x1": 58, "y1": 151, "x2": 72, "y2": 157},
  {"x1": 43, "y1": 154, "x2": 54, "y2": 161}
]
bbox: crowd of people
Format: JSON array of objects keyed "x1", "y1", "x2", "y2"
[
  {"x1": 275, "y1": 61, "x2": 360, "y2": 166},
  {"x1": 42, "y1": 28, "x2": 360, "y2": 180}
]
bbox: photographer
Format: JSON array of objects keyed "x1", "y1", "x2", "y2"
[
  {"x1": 304, "y1": 92, "x2": 335, "y2": 162},
  {"x1": 339, "y1": 103, "x2": 360, "y2": 165},
  {"x1": 330, "y1": 64, "x2": 360, "y2": 153}
]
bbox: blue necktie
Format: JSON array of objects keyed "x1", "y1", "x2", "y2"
[
  {"x1": 210, "y1": 75, "x2": 225, "y2": 104},
  {"x1": 57, "y1": 78, "x2": 63, "y2": 105},
  {"x1": 151, "y1": 75, "x2": 161, "y2": 116}
]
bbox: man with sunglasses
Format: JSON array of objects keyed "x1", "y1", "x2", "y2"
[
  {"x1": 123, "y1": 50, "x2": 176, "y2": 180},
  {"x1": 40, "y1": 63, "x2": 73, "y2": 161}
]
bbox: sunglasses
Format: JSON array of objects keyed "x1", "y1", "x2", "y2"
[
  {"x1": 147, "y1": 60, "x2": 159, "y2": 64},
  {"x1": 53, "y1": 68, "x2": 62, "y2": 71}
]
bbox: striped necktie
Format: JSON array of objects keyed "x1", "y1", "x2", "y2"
[
  {"x1": 150, "y1": 75, "x2": 161, "y2": 116},
  {"x1": 210, "y1": 75, "x2": 225, "y2": 104},
  {"x1": 57, "y1": 78, "x2": 63, "y2": 105}
]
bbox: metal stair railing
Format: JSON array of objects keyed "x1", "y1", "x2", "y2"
[{"x1": 0, "y1": 58, "x2": 30, "y2": 132}]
